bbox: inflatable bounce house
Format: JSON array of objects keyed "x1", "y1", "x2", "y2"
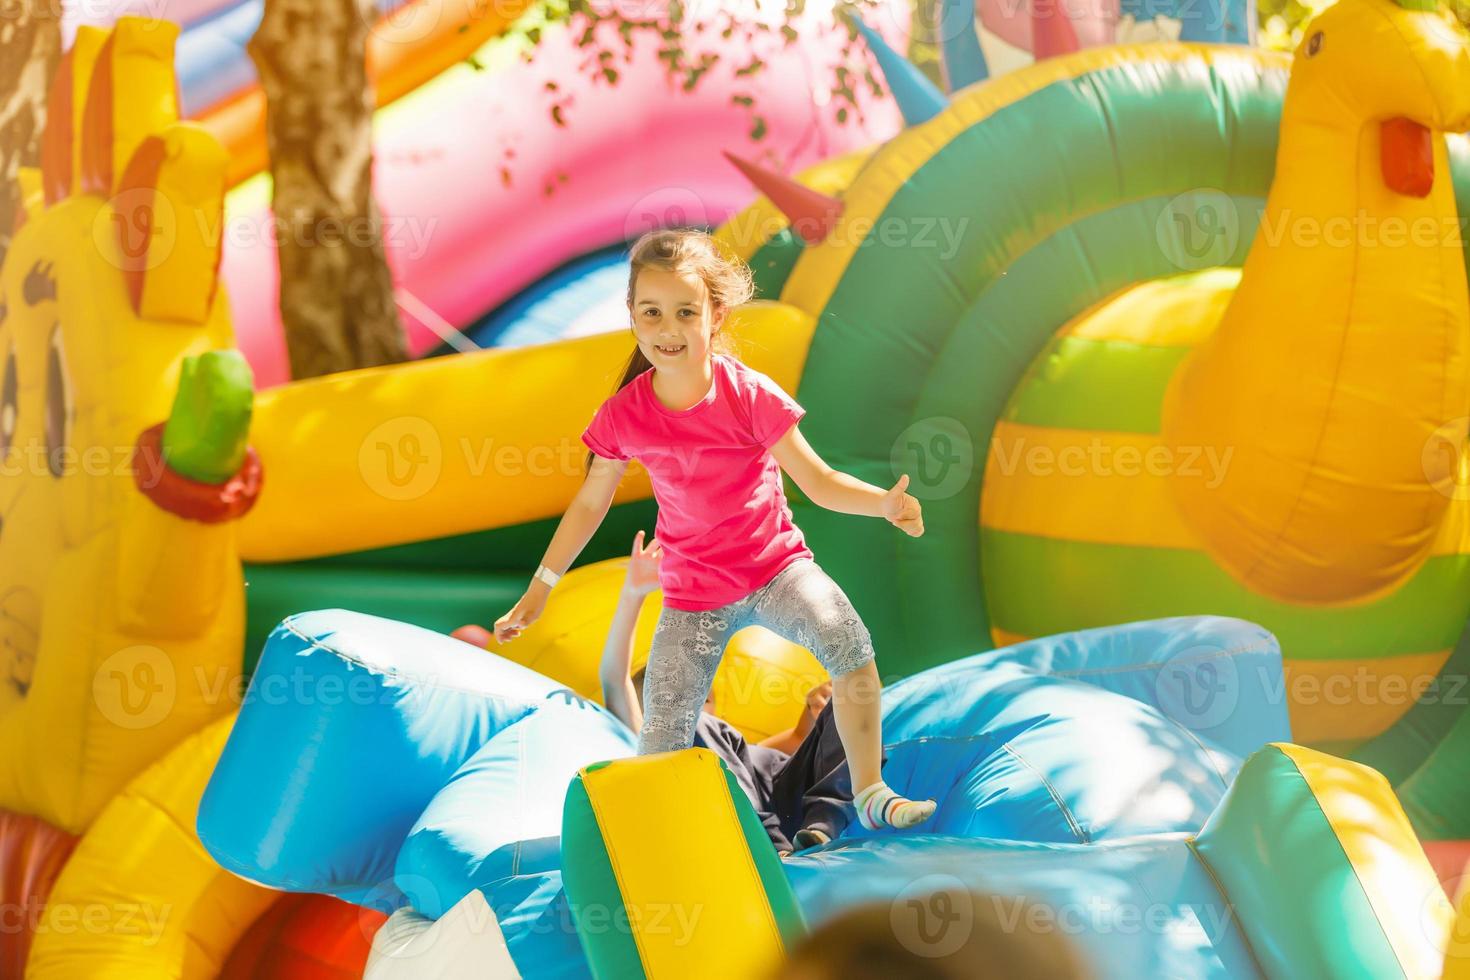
[
  {"x1": 185, "y1": 0, "x2": 915, "y2": 382},
  {"x1": 9, "y1": 0, "x2": 1470, "y2": 976}
]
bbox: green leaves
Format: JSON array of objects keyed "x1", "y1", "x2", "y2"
[{"x1": 511, "y1": 0, "x2": 906, "y2": 142}]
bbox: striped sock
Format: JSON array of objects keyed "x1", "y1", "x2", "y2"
[{"x1": 854, "y1": 781, "x2": 936, "y2": 831}]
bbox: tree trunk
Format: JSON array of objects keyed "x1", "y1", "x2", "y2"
[
  {"x1": 0, "y1": 2, "x2": 61, "y2": 269},
  {"x1": 249, "y1": 0, "x2": 407, "y2": 380}
]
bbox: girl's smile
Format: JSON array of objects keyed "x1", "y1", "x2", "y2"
[{"x1": 629, "y1": 267, "x2": 729, "y2": 413}]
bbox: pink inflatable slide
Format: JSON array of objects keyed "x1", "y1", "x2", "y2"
[{"x1": 219, "y1": 1, "x2": 911, "y2": 387}]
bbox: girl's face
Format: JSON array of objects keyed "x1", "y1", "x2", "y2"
[{"x1": 628, "y1": 267, "x2": 726, "y2": 372}]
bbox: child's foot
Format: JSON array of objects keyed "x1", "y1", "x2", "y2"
[
  {"x1": 854, "y1": 781, "x2": 936, "y2": 831},
  {"x1": 793, "y1": 827, "x2": 831, "y2": 850}
]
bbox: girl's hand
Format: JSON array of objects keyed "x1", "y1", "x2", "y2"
[
  {"x1": 881, "y1": 473, "x2": 924, "y2": 537},
  {"x1": 624, "y1": 529, "x2": 663, "y2": 597},
  {"x1": 493, "y1": 589, "x2": 548, "y2": 644}
]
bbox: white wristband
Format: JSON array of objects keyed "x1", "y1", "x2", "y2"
[{"x1": 533, "y1": 564, "x2": 562, "y2": 589}]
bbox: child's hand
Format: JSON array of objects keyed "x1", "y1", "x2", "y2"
[
  {"x1": 794, "y1": 680, "x2": 833, "y2": 738},
  {"x1": 881, "y1": 473, "x2": 924, "y2": 537},
  {"x1": 624, "y1": 530, "x2": 664, "y2": 597},
  {"x1": 494, "y1": 590, "x2": 547, "y2": 644}
]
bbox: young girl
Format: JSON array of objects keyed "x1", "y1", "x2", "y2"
[
  {"x1": 600, "y1": 529, "x2": 867, "y2": 854},
  {"x1": 493, "y1": 228, "x2": 934, "y2": 832}
]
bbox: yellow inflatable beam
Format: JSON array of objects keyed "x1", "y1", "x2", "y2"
[
  {"x1": 239, "y1": 301, "x2": 816, "y2": 562},
  {"x1": 1275, "y1": 743, "x2": 1454, "y2": 980},
  {"x1": 1195, "y1": 742, "x2": 1452, "y2": 979},
  {"x1": 562, "y1": 749, "x2": 805, "y2": 980}
]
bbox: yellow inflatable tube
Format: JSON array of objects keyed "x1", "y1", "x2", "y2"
[
  {"x1": 239, "y1": 301, "x2": 816, "y2": 562},
  {"x1": 488, "y1": 557, "x2": 826, "y2": 744},
  {"x1": 24, "y1": 714, "x2": 277, "y2": 979},
  {"x1": 562, "y1": 750, "x2": 804, "y2": 980}
]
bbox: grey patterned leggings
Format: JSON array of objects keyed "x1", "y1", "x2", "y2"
[{"x1": 638, "y1": 556, "x2": 877, "y2": 755}]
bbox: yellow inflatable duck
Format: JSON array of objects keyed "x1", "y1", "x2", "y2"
[
  {"x1": 0, "y1": 17, "x2": 260, "y2": 836},
  {"x1": 1163, "y1": 0, "x2": 1470, "y2": 603},
  {"x1": 980, "y1": 0, "x2": 1470, "y2": 750},
  {"x1": 0, "y1": 19, "x2": 282, "y2": 977}
]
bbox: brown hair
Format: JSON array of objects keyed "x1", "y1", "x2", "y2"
[{"x1": 583, "y1": 229, "x2": 756, "y2": 474}]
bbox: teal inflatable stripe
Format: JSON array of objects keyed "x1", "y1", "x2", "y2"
[
  {"x1": 561, "y1": 769, "x2": 648, "y2": 979},
  {"x1": 1193, "y1": 746, "x2": 1407, "y2": 979}
]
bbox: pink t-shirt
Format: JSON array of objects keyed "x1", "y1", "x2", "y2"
[{"x1": 580, "y1": 353, "x2": 814, "y2": 611}]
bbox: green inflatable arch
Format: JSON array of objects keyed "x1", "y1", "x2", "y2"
[
  {"x1": 771, "y1": 49, "x2": 1470, "y2": 836},
  {"x1": 785, "y1": 53, "x2": 1289, "y2": 673}
]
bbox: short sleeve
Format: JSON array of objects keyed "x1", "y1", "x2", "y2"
[
  {"x1": 747, "y1": 373, "x2": 806, "y2": 449},
  {"x1": 581, "y1": 400, "x2": 630, "y2": 462}
]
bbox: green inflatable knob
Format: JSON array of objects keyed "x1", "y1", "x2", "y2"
[{"x1": 160, "y1": 350, "x2": 254, "y2": 484}]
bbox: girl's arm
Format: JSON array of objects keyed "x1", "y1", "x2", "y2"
[
  {"x1": 494, "y1": 454, "x2": 629, "y2": 643},
  {"x1": 768, "y1": 424, "x2": 924, "y2": 535},
  {"x1": 599, "y1": 531, "x2": 662, "y2": 732}
]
